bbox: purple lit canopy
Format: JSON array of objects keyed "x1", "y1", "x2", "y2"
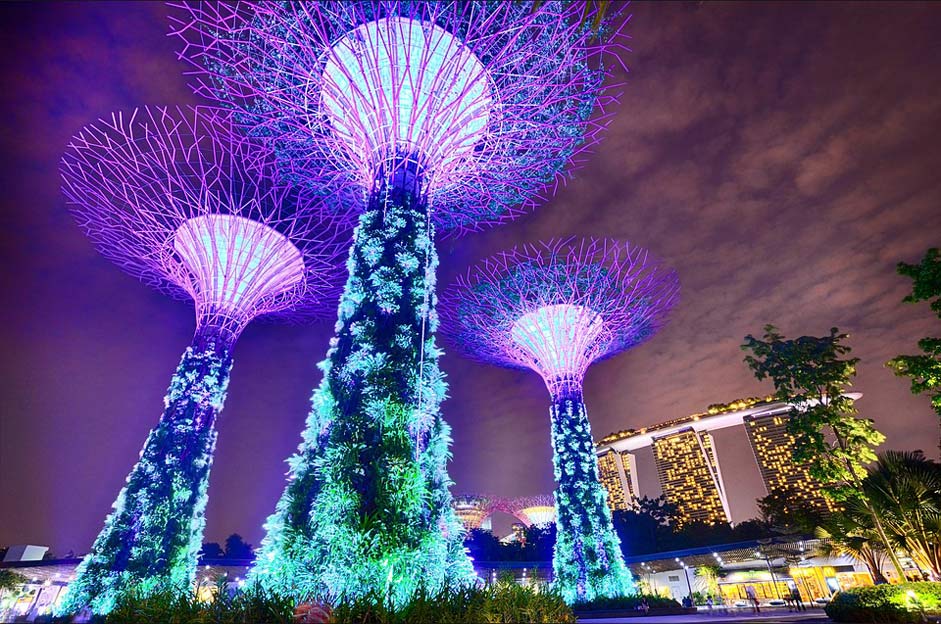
[
  {"x1": 61, "y1": 105, "x2": 349, "y2": 337},
  {"x1": 170, "y1": 0, "x2": 628, "y2": 232},
  {"x1": 441, "y1": 238, "x2": 679, "y2": 397}
]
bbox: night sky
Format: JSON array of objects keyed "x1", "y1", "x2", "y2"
[{"x1": 2, "y1": 2, "x2": 940, "y2": 555}]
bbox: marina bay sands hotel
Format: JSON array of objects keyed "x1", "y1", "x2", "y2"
[{"x1": 595, "y1": 394, "x2": 851, "y2": 526}]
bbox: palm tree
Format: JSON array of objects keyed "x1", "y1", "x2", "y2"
[
  {"x1": 815, "y1": 508, "x2": 890, "y2": 584},
  {"x1": 862, "y1": 451, "x2": 941, "y2": 579}
]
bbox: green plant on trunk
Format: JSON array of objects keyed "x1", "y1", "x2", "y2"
[
  {"x1": 887, "y1": 247, "x2": 941, "y2": 453},
  {"x1": 741, "y1": 325, "x2": 905, "y2": 580}
]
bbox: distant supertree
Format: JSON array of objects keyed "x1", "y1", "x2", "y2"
[
  {"x1": 451, "y1": 494, "x2": 496, "y2": 531},
  {"x1": 511, "y1": 495, "x2": 557, "y2": 527},
  {"x1": 54, "y1": 106, "x2": 347, "y2": 616},
  {"x1": 171, "y1": 1, "x2": 628, "y2": 602},
  {"x1": 440, "y1": 238, "x2": 678, "y2": 603}
]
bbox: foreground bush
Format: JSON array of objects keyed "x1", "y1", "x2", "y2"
[
  {"x1": 572, "y1": 593, "x2": 681, "y2": 612},
  {"x1": 329, "y1": 580, "x2": 574, "y2": 624},
  {"x1": 100, "y1": 582, "x2": 295, "y2": 624},
  {"x1": 84, "y1": 577, "x2": 572, "y2": 624},
  {"x1": 825, "y1": 582, "x2": 941, "y2": 623}
]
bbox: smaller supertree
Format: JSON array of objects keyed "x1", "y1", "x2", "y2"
[
  {"x1": 55, "y1": 106, "x2": 347, "y2": 615},
  {"x1": 441, "y1": 238, "x2": 679, "y2": 603},
  {"x1": 511, "y1": 495, "x2": 557, "y2": 528},
  {"x1": 452, "y1": 494, "x2": 496, "y2": 531}
]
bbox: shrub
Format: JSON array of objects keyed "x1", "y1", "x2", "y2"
[
  {"x1": 572, "y1": 593, "x2": 681, "y2": 612},
  {"x1": 100, "y1": 580, "x2": 295, "y2": 624},
  {"x1": 825, "y1": 582, "x2": 941, "y2": 623},
  {"x1": 329, "y1": 579, "x2": 574, "y2": 624},
  {"x1": 0, "y1": 570, "x2": 27, "y2": 592},
  {"x1": 91, "y1": 577, "x2": 572, "y2": 624}
]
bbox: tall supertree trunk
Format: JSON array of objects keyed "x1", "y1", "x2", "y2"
[
  {"x1": 56, "y1": 327, "x2": 233, "y2": 616},
  {"x1": 253, "y1": 160, "x2": 475, "y2": 603},
  {"x1": 549, "y1": 386, "x2": 634, "y2": 603}
]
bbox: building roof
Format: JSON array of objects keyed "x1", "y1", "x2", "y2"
[{"x1": 597, "y1": 393, "x2": 862, "y2": 453}]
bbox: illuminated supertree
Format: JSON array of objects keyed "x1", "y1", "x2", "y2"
[
  {"x1": 440, "y1": 238, "x2": 678, "y2": 603},
  {"x1": 512, "y1": 495, "x2": 557, "y2": 528},
  {"x1": 451, "y1": 494, "x2": 496, "y2": 531},
  {"x1": 171, "y1": 1, "x2": 628, "y2": 602},
  {"x1": 54, "y1": 106, "x2": 347, "y2": 616}
]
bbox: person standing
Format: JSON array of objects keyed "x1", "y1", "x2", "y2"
[
  {"x1": 745, "y1": 585, "x2": 761, "y2": 613},
  {"x1": 791, "y1": 586, "x2": 805, "y2": 611}
]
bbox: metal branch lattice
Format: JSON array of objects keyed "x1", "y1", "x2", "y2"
[
  {"x1": 452, "y1": 494, "x2": 496, "y2": 530},
  {"x1": 61, "y1": 105, "x2": 350, "y2": 336},
  {"x1": 169, "y1": 1, "x2": 630, "y2": 233},
  {"x1": 441, "y1": 238, "x2": 679, "y2": 397},
  {"x1": 509, "y1": 495, "x2": 557, "y2": 527}
]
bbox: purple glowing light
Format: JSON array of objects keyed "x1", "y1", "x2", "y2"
[
  {"x1": 321, "y1": 16, "x2": 494, "y2": 181},
  {"x1": 170, "y1": 1, "x2": 628, "y2": 232},
  {"x1": 441, "y1": 238, "x2": 679, "y2": 397},
  {"x1": 60, "y1": 106, "x2": 348, "y2": 335},
  {"x1": 511, "y1": 303, "x2": 606, "y2": 387}
]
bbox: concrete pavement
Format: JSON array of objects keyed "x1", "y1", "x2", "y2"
[{"x1": 578, "y1": 608, "x2": 830, "y2": 624}]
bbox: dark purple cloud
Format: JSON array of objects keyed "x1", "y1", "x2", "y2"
[{"x1": 1, "y1": 1, "x2": 939, "y2": 553}]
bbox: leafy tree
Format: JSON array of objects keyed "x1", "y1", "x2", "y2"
[
  {"x1": 887, "y1": 248, "x2": 941, "y2": 452},
  {"x1": 757, "y1": 486, "x2": 827, "y2": 535},
  {"x1": 464, "y1": 528, "x2": 504, "y2": 562},
  {"x1": 741, "y1": 325, "x2": 904, "y2": 579},
  {"x1": 199, "y1": 542, "x2": 224, "y2": 560},
  {"x1": 223, "y1": 534, "x2": 253, "y2": 560},
  {"x1": 524, "y1": 523, "x2": 557, "y2": 562}
]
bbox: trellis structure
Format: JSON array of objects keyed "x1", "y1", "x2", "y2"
[
  {"x1": 171, "y1": 0, "x2": 629, "y2": 603},
  {"x1": 440, "y1": 238, "x2": 678, "y2": 602},
  {"x1": 54, "y1": 106, "x2": 347, "y2": 615}
]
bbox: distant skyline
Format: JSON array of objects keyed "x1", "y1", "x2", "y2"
[{"x1": 1, "y1": 1, "x2": 940, "y2": 554}]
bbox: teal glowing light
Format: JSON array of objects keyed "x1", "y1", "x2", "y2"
[
  {"x1": 321, "y1": 16, "x2": 494, "y2": 186},
  {"x1": 53, "y1": 106, "x2": 348, "y2": 615}
]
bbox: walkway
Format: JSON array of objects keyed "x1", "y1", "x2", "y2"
[{"x1": 579, "y1": 609, "x2": 830, "y2": 624}]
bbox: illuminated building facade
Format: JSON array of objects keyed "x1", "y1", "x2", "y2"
[
  {"x1": 743, "y1": 413, "x2": 834, "y2": 511},
  {"x1": 596, "y1": 394, "x2": 860, "y2": 525},
  {"x1": 651, "y1": 428, "x2": 730, "y2": 526},
  {"x1": 597, "y1": 449, "x2": 640, "y2": 512}
]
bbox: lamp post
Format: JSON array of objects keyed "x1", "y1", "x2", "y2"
[
  {"x1": 755, "y1": 547, "x2": 782, "y2": 599},
  {"x1": 676, "y1": 558, "x2": 694, "y2": 602}
]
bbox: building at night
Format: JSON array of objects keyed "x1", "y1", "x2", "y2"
[
  {"x1": 597, "y1": 449, "x2": 640, "y2": 512},
  {"x1": 596, "y1": 394, "x2": 860, "y2": 524},
  {"x1": 652, "y1": 428, "x2": 730, "y2": 526},
  {"x1": 743, "y1": 413, "x2": 835, "y2": 512}
]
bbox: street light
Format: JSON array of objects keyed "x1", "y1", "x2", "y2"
[
  {"x1": 755, "y1": 547, "x2": 782, "y2": 599},
  {"x1": 676, "y1": 558, "x2": 694, "y2": 600}
]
